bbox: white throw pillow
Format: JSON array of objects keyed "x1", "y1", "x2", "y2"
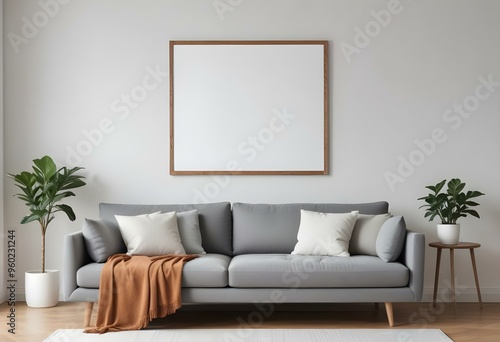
[
  {"x1": 292, "y1": 210, "x2": 359, "y2": 256},
  {"x1": 115, "y1": 211, "x2": 186, "y2": 256}
]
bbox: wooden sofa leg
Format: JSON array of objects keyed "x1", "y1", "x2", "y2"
[
  {"x1": 84, "y1": 302, "x2": 94, "y2": 327},
  {"x1": 384, "y1": 302, "x2": 395, "y2": 327}
]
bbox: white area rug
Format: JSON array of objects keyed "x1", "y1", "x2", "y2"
[{"x1": 44, "y1": 328, "x2": 453, "y2": 341}]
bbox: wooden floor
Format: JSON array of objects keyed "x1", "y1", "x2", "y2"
[{"x1": 1, "y1": 301, "x2": 499, "y2": 341}]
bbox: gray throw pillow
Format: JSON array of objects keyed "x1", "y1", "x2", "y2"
[
  {"x1": 177, "y1": 209, "x2": 205, "y2": 254},
  {"x1": 82, "y1": 218, "x2": 127, "y2": 263},
  {"x1": 376, "y1": 216, "x2": 407, "y2": 262}
]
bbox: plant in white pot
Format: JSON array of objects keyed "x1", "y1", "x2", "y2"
[
  {"x1": 418, "y1": 178, "x2": 484, "y2": 245},
  {"x1": 9, "y1": 156, "x2": 85, "y2": 307}
]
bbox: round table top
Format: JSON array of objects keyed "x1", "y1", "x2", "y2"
[{"x1": 429, "y1": 241, "x2": 481, "y2": 249}]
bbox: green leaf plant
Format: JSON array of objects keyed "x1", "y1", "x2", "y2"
[
  {"x1": 8, "y1": 156, "x2": 86, "y2": 273},
  {"x1": 418, "y1": 178, "x2": 485, "y2": 225}
]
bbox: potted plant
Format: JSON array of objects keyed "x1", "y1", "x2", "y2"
[
  {"x1": 418, "y1": 178, "x2": 484, "y2": 244},
  {"x1": 9, "y1": 155, "x2": 86, "y2": 307}
]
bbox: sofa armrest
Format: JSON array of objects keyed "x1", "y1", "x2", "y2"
[
  {"x1": 402, "y1": 230, "x2": 425, "y2": 301},
  {"x1": 62, "y1": 231, "x2": 92, "y2": 300}
]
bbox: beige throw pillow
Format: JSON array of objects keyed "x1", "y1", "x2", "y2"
[
  {"x1": 115, "y1": 211, "x2": 186, "y2": 256},
  {"x1": 349, "y1": 213, "x2": 392, "y2": 256}
]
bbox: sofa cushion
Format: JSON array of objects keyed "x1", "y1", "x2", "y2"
[
  {"x1": 376, "y1": 216, "x2": 407, "y2": 262},
  {"x1": 292, "y1": 210, "x2": 358, "y2": 256},
  {"x1": 228, "y1": 254, "x2": 409, "y2": 288},
  {"x1": 232, "y1": 202, "x2": 389, "y2": 255},
  {"x1": 99, "y1": 202, "x2": 233, "y2": 255},
  {"x1": 349, "y1": 213, "x2": 392, "y2": 256},
  {"x1": 181, "y1": 254, "x2": 231, "y2": 287},
  {"x1": 82, "y1": 218, "x2": 127, "y2": 263},
  {"x1": 76, "y1": 253, "x2": 231, "y2": 288},
  {"x1": 116, "y1": 211, "x2": 186, "y2": 256}
]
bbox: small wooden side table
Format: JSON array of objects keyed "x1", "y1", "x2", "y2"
[{"x1": 429, "y1": 242, "x2": 483, "y2": 311}]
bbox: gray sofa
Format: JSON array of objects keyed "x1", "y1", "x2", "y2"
[{"x1": 63, "y1": 201, "x2": 425, "y2": 327}]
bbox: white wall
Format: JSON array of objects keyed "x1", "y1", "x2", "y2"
[{"x1": 3, "y1": 0, "x2": 500, "y2": 302}]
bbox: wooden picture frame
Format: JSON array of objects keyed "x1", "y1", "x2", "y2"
[{"x1": 169, "y1": 40, "x2": 329, "y2": 175}]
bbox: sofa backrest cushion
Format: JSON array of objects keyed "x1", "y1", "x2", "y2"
[
  {"x1": 232, "y1": 202, "x2": 389, "y2": 255},
  {"x1": 99, "y1": 202, "x2": 232, "y2": 255}
]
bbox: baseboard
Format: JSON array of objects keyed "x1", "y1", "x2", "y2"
[
  {"x1": 14, "y1": 289, "x2": 72, "y2": 302},
  {"x1": 12, "y1": 288, "x2": 25, "y2": 302},
  {"x1": 422, "y1": 286, "x2": 500, "y2": 303}
]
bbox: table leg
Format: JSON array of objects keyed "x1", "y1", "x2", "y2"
[
  {"x1": 433, "y1": 247, "x2": 442, "y2": 307},
  {"x1": 450, "y1": 249, "x2": 456, "y2": 313},
  {"x1": 469, "y1": 248, "x2": 483, "y2": 309}
]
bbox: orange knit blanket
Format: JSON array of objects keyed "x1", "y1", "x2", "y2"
[{"x1": 84, "y1": 253, "x2": 197, "y2": 334}]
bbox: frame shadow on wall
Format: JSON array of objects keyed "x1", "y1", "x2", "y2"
[{"x1": 169, "y1": 40, "x2": 329, "y2": 175}]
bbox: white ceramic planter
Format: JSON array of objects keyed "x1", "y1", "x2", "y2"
[
  {"x1": 25, "y1": 270, "x2": 59, "y2": 308},
  {"x1": 437, "y1": 224, "x2": 460, "y2": 245}
]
